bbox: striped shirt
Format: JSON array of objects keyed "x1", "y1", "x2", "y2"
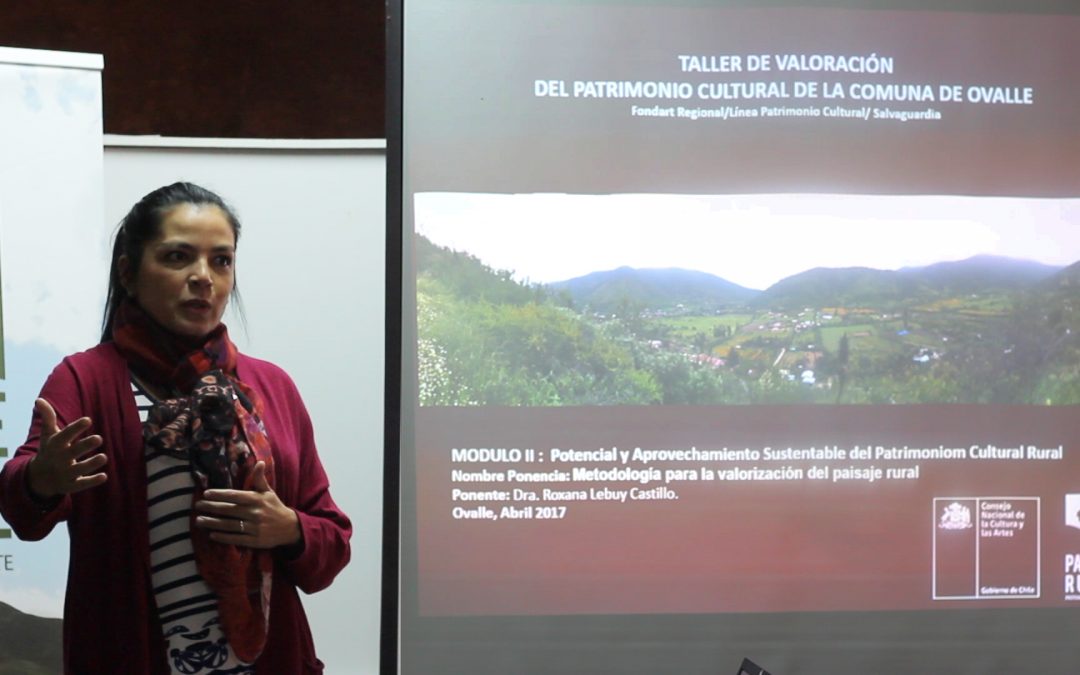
[{"x1": 134, "y1": 378, "x2": 254, "y2": 675}]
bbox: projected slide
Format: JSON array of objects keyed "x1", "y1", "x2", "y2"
[{"x1": 400, "y1": 2, "x2": 1080, "y2": 623}]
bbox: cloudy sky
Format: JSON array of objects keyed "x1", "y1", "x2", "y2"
[
  {"x1": 415, "y1": 193, "x2": 1080, "y2": 290},
  {"x1": 1, "y1": 63, "x2": 109, "y2": 353}
]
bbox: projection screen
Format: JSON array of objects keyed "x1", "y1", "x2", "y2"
[{"x1": 386, "y1": 1, "x2": 1080, "y2": 672}]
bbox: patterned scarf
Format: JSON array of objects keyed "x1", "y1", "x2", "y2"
[{"x1": 111, "y1": 300, "x2": 273, "y2": 663}]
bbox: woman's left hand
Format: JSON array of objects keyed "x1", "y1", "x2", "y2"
[{"x1": 194, "y1": 461, "x2": 302, "y2": 549}]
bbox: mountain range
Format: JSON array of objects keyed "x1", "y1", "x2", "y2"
[
  {"x1": 548, "y1": 255, "x2": 1070, "y2": 312},
  {"x1": 0, "y1": 602, "x2": 61, "y2": 674},
  {"x1": 548, "y1": 266, "x2": 756, "y2": 312}
]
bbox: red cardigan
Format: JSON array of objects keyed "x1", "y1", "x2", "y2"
[{"x1": 0, "y1": 343, "x2": 351, "y2": 674}]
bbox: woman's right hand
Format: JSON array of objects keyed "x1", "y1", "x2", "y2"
[{"x1": 26, "y1": 398, "x2": 108, "y2": 499}]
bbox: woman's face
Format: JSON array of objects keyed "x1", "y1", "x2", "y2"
[{"x1": 121, "y1": 203, "x2": 236, "y2": 339}]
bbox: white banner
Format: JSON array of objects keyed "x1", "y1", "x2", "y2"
[{"x1": 0, "y1": 47, "x2": 106, "y2": 672}]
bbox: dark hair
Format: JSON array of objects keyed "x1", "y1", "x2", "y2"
[{"x1": 101, "y1": 182, "x2": 243, "y2": 342}]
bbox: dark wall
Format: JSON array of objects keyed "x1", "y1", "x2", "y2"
[{"x1": 0, "y1": 1, "x2": 384, "y2": 138}]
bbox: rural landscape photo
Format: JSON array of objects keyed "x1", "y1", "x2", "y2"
[{"x1": 414, "y1": 193, "x2": 1080, "y2": 407}]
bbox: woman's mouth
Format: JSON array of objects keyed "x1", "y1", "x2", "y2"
[{"x1": 181, "y1": 299, "x2": 212, "y2": 312}]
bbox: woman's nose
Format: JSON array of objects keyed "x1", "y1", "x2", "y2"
[{"x1": 188, "y1": 260, "x2": 212, "y2": 287}]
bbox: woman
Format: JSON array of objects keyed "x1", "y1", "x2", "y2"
[{"x1": 0, "y1": 182, "x2": 351, "y2": 674}]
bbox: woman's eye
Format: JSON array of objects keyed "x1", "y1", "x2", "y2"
[
  {"x1": 215, "y1": 255, "x2": 234, "y2": 268},
  {"x1": 163, "y1": 250, "x2": 188, "y2": 263}
]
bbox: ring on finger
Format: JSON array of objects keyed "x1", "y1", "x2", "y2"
[{"x1": 239, "y1": 519, "x2": 245, "y2": 534}]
